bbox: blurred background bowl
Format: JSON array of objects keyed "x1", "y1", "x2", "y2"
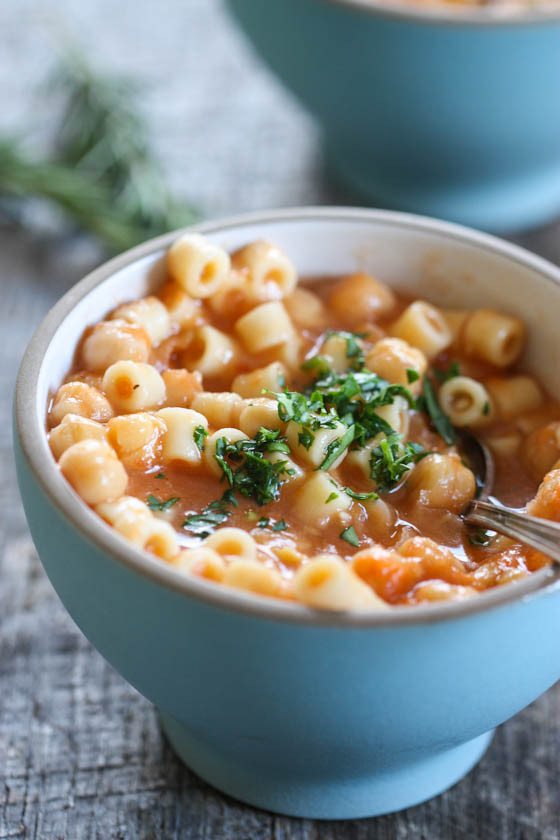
[{"x1": 226, "y1": 0, "x2": 560, "y2": 232}]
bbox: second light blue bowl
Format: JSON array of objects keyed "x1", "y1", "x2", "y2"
[{"x1": 227, "y1": 0, "x2": 560, "y2": 231}]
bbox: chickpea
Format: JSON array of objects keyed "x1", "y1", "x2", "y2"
[
  {"x1": 81, "y1": 320, "x2": 150, "y2": 371},
  {"x1": 406, "y1": 454, "x2": 476, "y2": 514},
  {"x1": 49, "y1": 381, "x2": 114, "y2": 426},
  {"x1": 59, "y1": 439, "x2": 128, "y2": 505},
  {"x1": 328, "y1": 272, "x2": 396, "y2": 326}
]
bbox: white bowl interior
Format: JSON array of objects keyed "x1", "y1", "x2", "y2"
[{"x1": 38, "y1": 214, "x2": 560, "y2": 426}]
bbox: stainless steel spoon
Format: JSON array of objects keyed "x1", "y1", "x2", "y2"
[{"x1": 460, "y1": 430, "x2": 560, "y2": 563}]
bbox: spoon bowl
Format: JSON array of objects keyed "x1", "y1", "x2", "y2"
[{"x1": 459, "y1": 429, "x2": 560, "y2": 564}]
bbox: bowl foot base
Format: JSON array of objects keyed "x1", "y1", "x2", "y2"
[
  {"x1": 159, "y1": 711, "x2": 494, "y2": 819},
  {"x1": 325, "y1": 139, "x2": 560, "y2": 234}
]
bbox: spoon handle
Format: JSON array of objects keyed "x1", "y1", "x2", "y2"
[{"x1": 466, "y1": 499, "x2": 560, "y2": 564}]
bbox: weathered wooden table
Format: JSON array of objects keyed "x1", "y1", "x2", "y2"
[{"x1": 2, "y1": 1, "x2": 560, "y2": 837}]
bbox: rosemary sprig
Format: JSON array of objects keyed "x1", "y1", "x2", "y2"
[{"x1": 0, "y1": 54, "x2": 197, "y2": 251}]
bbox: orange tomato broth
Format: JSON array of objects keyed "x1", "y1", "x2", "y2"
[{"x1": 56, "y1": 275, "x2": 555, "y2": 606}]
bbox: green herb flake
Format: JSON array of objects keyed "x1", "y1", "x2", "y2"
[
  {"x1": 212, "y1": 427, "x2": 293, "y2": 506},
  {"x1": 344, "y1": 487, "x2": 379, "y2": 501},
  {"x1": 193, "y1": 425, "x2": 208, "y2": 451},
  {"x1": 325, "y1": 491, "x2": 339, "y2": 503},
  {"x1": 421, "y1": 378, "x2": 457, "y2": 446},
  {"x1": 155, "y1": 472, "x2": 166, "y2": 479},
  {"x1": 468, "y1": 527, "x2": 493, "y2": 547},
  {"x1": 433, "y1": 361, "x2": 461, "y2": 383},
  {"x1": 257, "y1": 517, "x2": 270, "y2": 528},
  {"x1": 406, "y1": 368, "x2": 420, "y2": 384},
  {"x1": 147, "y1": 494, "x2": 180, "y2": 512},
  {"x1": 340, "y1": 525, "x2": 360, "y2": 547},
  {"x1": 319, "y1": 425, "x2": 355, "y2": 471},
  {"x1": 271, "y1": 518, "x2": 287, "y2": 532},
  {"x1": 482, "y1": 401, "x2": 490, "y2": 416}
]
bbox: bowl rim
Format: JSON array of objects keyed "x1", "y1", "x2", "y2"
[
  {"x1": 319, "y1": 0, "x2": 560, "y2": 26},
  {"x1": 15, "y1": 205, "x2": 560, "y2": 628}
]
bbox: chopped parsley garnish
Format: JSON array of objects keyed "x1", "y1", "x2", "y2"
[
  {"x1": 155, "y1": 472, "x2": 166, "y2": 479},
  {"x1": 325, "y1": 491, "x2": 339, "y2": 503},
  {"x1": 406, "y1": 368, "x2": 420, "y2": 384},
  {"x1": 146, "y1": 494, "x2": 180, "y2": 512},
  {"x1": 482, "y1": 401, "x2": 490, "y2": 416},
  {"x1": 340, "y1": 525, "x2": 360, "y2": 547},
  {"x1": 433, "y1": 361, "x2": 461, "y2": 383},
  {"x1": 213, "y1": 427, "x2": 292, "y2": 506},
  {"x1": 419, "y1": 378, "x2": 457, "y2": 446},
  {"x1": 468, "y1": 527, "x2": 493, "y2": 547},
  {"x1": 183, "y1": 491, "x2": 237, "y2": 538},
  {"x1": 344, "y1": 487, "x2": 379, "y2": 501},
  {"x1": 193, "y1": 425, "x2": 208, "y2": 451},
  {"x1": 319, "y1": 425, "x2": 355, "y2": 471},
  {"x1": 255, "y1": 516, "x2": 287, "y2": 532},
  {"x1": 369, "y1": 434, "x2": 425, "y2": 493}
]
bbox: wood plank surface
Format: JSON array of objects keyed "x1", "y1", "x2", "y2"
[{"x1": 1, "y1": 1, "x2": 559, "y2": 837}]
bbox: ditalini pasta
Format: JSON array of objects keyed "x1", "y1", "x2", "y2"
[{"x1": 47, "y1": 234, "x2": 560, "y2": 610}]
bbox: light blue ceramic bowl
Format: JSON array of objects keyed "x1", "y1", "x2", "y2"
[
  {"x1": 226, "y1": 0, "x2": 560, "y2": 232},
  {"x1": 14, "y1": 208, "x2": 560, "y2": 819}
]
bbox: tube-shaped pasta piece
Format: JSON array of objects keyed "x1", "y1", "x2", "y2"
[
  {"x1": 365, "y1": 337, "x2": 427, "y2": 395},
  {"x1": 238, "y1": 398, "x2": 284, "y2": 437},
  {"x1": 363, "y1": 498, "x2": 397, "y2": 541},
  {"x1": 223, "y1": 559, "x2": 283, "y2": 597},
  {"x1": 406, "y1": 453, "x2": 475, "y2": 513},
  {"x1": 286, "y1": 419, "x2": 350, "y2": 469},
  {"x1": 158, "y1": 280, "x2": 202, "y2": 328},
  {"x1": 284, "y1": 287, "x2": 328, "y2": 331},
  {"x1": 111, "y1": 296, "x2": 172, "y2": 345},
  {"x1": 103, "y1": 361, "x2": 166, "y2": 413},
  {"x1": 59, "y1": 439, "x2": 128, "y2": 505},
  {"x1": 321, "y1": 334, "x2": 364, "y2": 374},
  {"x1": 328, "y1": 273, "x2": 396, "y2": 326},
  {"x1": 181, "y1": 325, "x2": 238, "y2": 377},
  {"x1": 438, "y1": 376, "x2": 494, "y2": 428},
  {"x1": 107, "y1": 412, "x2": 166, "y2": 467},
  {"x1": 293, "y1": 473, "x2": 352, "y2": 526},
  {"x1": 375, "y1": 397, "x2": 410, "y2": 438},
  {"x1": 167, "y1": 233, "x2": 230, "y2": 298},
  {"x1": 264, "y1": 450, "x2": 304, "y2": 482},
  {"x1": 191, "y1": 391, "x2": 243, "y2": 428},
  {"x1": 484, "y1": 431, "x2": 522, "y2": 459},
  {"x1": 232, "y1": 361, "x2": 287, "y2": 399},
  {"x1": 441, "y1": 309, "x2": 469, "y2": 346},
  {"x1": 204, "y1": 428, "x2": 248, "y2": 476},
  {"x1": 461, "y1": 309, "x2": 525, "y2": 367},
  {"x1": 235, "y1": 301, "x2": 294, "y2": 354},
  {"x1": 81, "y1": 320, "x2": 150, "y2": 371},
  {"x1": 293, "y1": 555, "x2": 388, "y2": 610},
  {"x1": 96, "y1": 496, "x2": 154, "y2": 545},
  {"x1": 49, "y1": 381, "x2": 114, "y2": 426},
  {"x1": 49, "y1": 414, "x2": 108, "y2": 460},
  {"x1": 162, "y1": 368, "x2": 203, "y2": 408},
  {"x1": 389, "y1": 301, "x2": 452, "y2": 360},
  {"x1": 485, "y1": 375, "x2": 543, "y2": 421},
  {"x1": 143, "y1": 519, "x2": 179, "y2": 561},
  {"x1": 205, "y1": 527, "x2": 257, "y2": 562},
  {"x1": 175, "y1": 547, "x2": 226, "y2": 582},
  {"x1": 157, "y1": 407, "x2": 208, "y2": 465},
  {"x1": 521, "y1": 422, "x2": 560, "y2": 482},
  {"x1": 231, "y1": 240, "x2": 297, "y2": 300}
]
